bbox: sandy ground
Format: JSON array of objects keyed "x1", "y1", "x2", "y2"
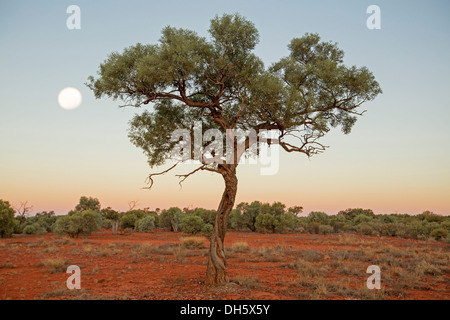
[{"x1": 0, "y1": 230, "x2": 448, "y2": 300}]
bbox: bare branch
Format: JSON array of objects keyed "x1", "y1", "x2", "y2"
[
  {"x1": 175, "y1": 164, "x2": 220, "y2": 188},
  {"x1": 144, "y1": 163, "x2": 178, "y2": 190}
]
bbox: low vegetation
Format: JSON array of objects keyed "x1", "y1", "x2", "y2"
[{"x1": 0, "y1": 197, "x2": 448, "y2": 245}]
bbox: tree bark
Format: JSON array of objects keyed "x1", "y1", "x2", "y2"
[{"x1": 205, "y1": 165, "x2": 238, "y2": 285}]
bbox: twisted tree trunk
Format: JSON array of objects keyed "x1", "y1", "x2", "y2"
[{"x1": 205, "y1": 164, "x2": 238, "y2": 285}]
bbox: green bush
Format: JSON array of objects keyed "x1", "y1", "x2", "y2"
[
  {"x1": 136, "y1": 215, "x2": 156, "y2": 233},
  {"x1": 307, "y1": 222, "x2": 321, "y2": 234},
  {"x1": 201, "y1": 223, "x2": 213, "y2": 237},
  {"x1": 181, "y1": 215, "x2": 205, "y2": 234},
  {"x1": 193, "y1": 208, "x2": 216, "y2": 225},
  {"x1": 430, "y1": 228, "x2": 448, "y2": 241},
  {"x1": 53, "y1": 210, "x2": 102, "y2": 238},
  {"x1": 160, "y1": 207, "x2": 184, "y2": 232},
  {"x1": 255, "y1": 213, "x2": 279, "y2": 233},
  {"x1": 395, "y1": 221, "x2": 428, "y2": 239},
  {"x1": 22, "y1": 223, "x2": 46, "y2": 235},
  {"x1": 337, "y1": 208, "x2": 375, "y2": 221},
  {"x1": 278, "y1": 212, "x2": 299, "y2": 233},
  {"x1": 353, "y1": 214, "x2": 373, "y2": 225},
  {"x1": 0, "y1": 200, "x2": 16, "y2": 238},
  {"x1": 417, "y1": 211, "x2": 445, "y2": 223},
  {"x1": 120, "y1": 212, "x2": 139, "y2": 230},
  {"x1": 75, "y1": 196, "x2": 101, "y2": 212},
  {"x1": 318, "y1": 224, "x2": 334, "y2": 235},
  {"x1": 306, "y1": 211, "x2": 329, "y2": 225},
  {"x1": 102, "y1": 219, "x2": 113, "y2": 229},
  {"x1": 357, "y1": 223, "x2": 377, "y2": 236}
]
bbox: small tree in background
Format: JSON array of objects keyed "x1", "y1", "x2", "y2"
[
  {"x1": 160, "y1": 207, "x2": 185, "y2": 232},
  {"x1": 136, "y1": 215, "x2": 156, "y2": 233},
  {"x1": 0, "y1": 200, "x2": 16, "y2": 238},
  {"x1": 75, "y1": 196, "x2": 101, "y2": 212},
  {"x1": 53, "y1": 210, "x2": 102, "y2": 238},
  {"x1": 255, "y1": 213, "x2": 279, "y2": 233},
  {"x1": 181, "y1": 215, "x2": 205, "y2": 234},
  {"x1": 101, "y1": 207, "x2": 121, "y2": 234}
]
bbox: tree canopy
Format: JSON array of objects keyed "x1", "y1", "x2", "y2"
[{"x1": 87, "y1": 13, "x2": 381, "y2": 285}]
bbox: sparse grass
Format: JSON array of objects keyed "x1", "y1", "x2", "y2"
[
  {"x1": 231, "y1": 275, "x2": 262, "y2": 289},
  {"x1": 172, "y1": 246, "x2": 186, "y2": 262},
  {"x1": 180, "y1": 237, "x2": 205, "y2": 249},
  {"x1": 230, "y1": 241, "x2": 250, "y2": 252},
  {"x1": 250, "y1": 246, "x2": 283, "y2": 262},
  {"x1": 0, "y1": 260, "x2": 16, "y2": 269},
  {"x1": 40, "y1": 257, "x2": 67, "y2": 273}
]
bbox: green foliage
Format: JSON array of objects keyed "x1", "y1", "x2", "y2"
[
  {"x1": 160, "y1": 207, "x2": 184, "y2": 232},
  {"x1": 430, "y1": 228, "x2": 448, "y2": 241},
  {"x1": 318, "y1": 224, "x2": 334, "y2": 235},
  {"x1": 255, "y1": 213, "x2": 280, "y2": 233},
  {"x1": 120, "y1": 212, "x2": 139, "y2": 230},
  {"x1": 0, "y1": 200, "x2": 16, "y2": 238},
  {"x1": 306, "y1": 211, "x2": 329, "y2": 225},
  {"x1": 353, "y1": 214, "x2": 373, "y2": 225},
  {"x1": 88, "y1": 14, "x2": 381, "y2": 170},
  {"x1": 193, "y1": 208, "x2": 216, "y2": 225},
  {"x1": 307, "y1": 222, "x2": 321, "y2": 234},
  {"x1": 417, "y1": 211, "x2": 445, "y2": 223},
  {"x1": 181, "y1": 215, "x2": 205, "y2": 234},
  {"x1": 136, "y1": 215, "x2": 156, "y2": 233},
  {"x1": 75, "y1": 196, "x2": 101, "y2": 212},
  {"x1": 337, "y1": 208, "x2": 375, "y2": 221},
  {"x1": 23, "y1": 223, "x2": 46, "y2": 235},
  {"x1": 278, "y1": 212, "x2": 299, "y2": 233},
  {"x1": 100, "y1": 207, "x2": 120, "y2": 221},
  {"x1": 201, "y1": 223, "x2": 214, "y2": 237},
  {"x1": 22, "y1": 211, "x2": 57, "y2": 233},
  {"x1": 53, "y1": 210, "x2": 102, "y2": 238}
]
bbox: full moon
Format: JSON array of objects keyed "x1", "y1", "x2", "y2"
[{"x1": 58, "y1": 87, "x2": 82, "y2": 110}]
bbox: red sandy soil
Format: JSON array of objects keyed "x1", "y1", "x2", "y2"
[{"x1": 0, "y1": 230, "x2": 448, "y2": 300}]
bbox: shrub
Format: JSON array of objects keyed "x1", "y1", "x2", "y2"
[
  {"x1": 372, "y1": 222, "x2": 399, "y2": 237},
  {"x1": 0, "y1": 200, "x2": 15, "y2": 238},
  {"x1": 75, "y1": 196, "x2": 101, "y2": 212},
  {"x1": 180, "y1": 236, "x2": 205, "y2": 249},
  {"x1": 53, "y1": 210, "x2": 102, "y2": 238},
  {"x1": 430, "y1": 228, "x2": 448, "y2": 241},
  {"x1": 23, "y1": 223, "x2": 46, "y2": 235},
  {"x1": 337, "y1": 208, "x2": 375, "y2": 220},
  {"x1": 353, "y1": 214, "x2": 373, "y2": 225},
  {"x1": 193, "y1": 208, "x2": 216, "y2": 225},
  {"x1": 231, "y1": 241, "x2": 250, "y2": 252},
  {"x1": 306, "y1": 211, "x2": 329, "y2": 224},
  {"x1": 307, "y1": 222, "x2": 321, "y2": 234},
  {"x1": 278, "y1": 212, "x2": 299, "y2": 233},
  {"x1": 318, "y1": 224, "x2": 334, "y2": 235},
  {"x1": 160, "y1": 207, "x2": 184, "y2": 232},
  {"x1": 357, "y1": 223, "x2": 377, "y2": 236},
  {"x1": 102, "y1": 219, "x2": 113, "y2": 229},
  {"x1": 41, "y1": 258, "x2": 67, "y2": 273},
  {"x1": 395, "y1": 221, "x2": 428, "y2": 239},
  {"x1": 119, "y1": 212, "x2": 139, "y2": 230},
  {"x1": 255, "y1": 213, "x2": 279, "y2": 233},
  {"x1": 201, "y1": 223, "x2": 213, "y2": 237},
  {"x1": 136, "y1": 215, "x2": 156, "y2": 233},
  {"x1": 417, "y1": 211, "x2": 444, "y2": 223},
  {"x1": 181, "y1": 215, "x2": 205, "y2": 234}
]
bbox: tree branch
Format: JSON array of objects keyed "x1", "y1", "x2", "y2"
[{"x1": 144, "y1": 163, "x2": 178, "y2": 190}]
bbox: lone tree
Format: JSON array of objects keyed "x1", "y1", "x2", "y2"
[{"x1": 87, "y1": 14, "x2": 381, "y2": 285}]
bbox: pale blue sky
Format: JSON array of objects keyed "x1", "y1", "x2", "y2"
[{"x1": 1, "y1": 0, "x2": 449, "y2": 215}]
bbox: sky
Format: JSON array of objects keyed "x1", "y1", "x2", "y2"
[{"x1": 0, "y1": 0, "x2": 449, "y2": 215}]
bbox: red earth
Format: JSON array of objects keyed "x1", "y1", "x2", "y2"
[{"x1": 0, "y1": 229, "x2": 448, "y2": 300}]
